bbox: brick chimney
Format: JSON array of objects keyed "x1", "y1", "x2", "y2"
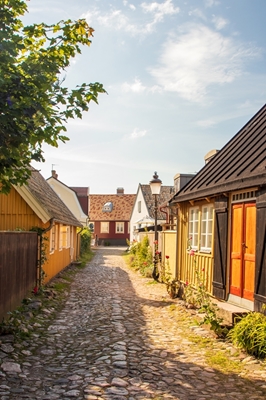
[
  {"x1": 52, "y1": 170, "x2": 58, "y2": 179},
  {"x1": 117, "y1": 187, "x2": 124, "y2": 195}
]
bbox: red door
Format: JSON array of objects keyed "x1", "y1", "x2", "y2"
[{"x1": 230, "y1": 203, "x2": 256, "y2": 301}]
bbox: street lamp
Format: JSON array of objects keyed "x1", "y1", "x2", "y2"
[{"x1": 149, "y1": 171, "x2": 162, "y2": 280}]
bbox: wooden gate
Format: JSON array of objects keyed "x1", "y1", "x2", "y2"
[
  {"x1": 0, "y1": 232, "x2": 38, "y2": 320},
  {"x1": 230, "y1": 203, "x2": 256, "y2": 301}
]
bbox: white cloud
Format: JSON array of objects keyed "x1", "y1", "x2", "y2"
[
  {"x1": 141, "y1": 0, "x2": 180, "y2": 22},
  {"x1": 82, "y1": 1, "x2": 179, "y2": 36},
  {"x1": 129, "y1": 128, "x2": 147, "y2": 139},
  {"x1": 204, "y1": 0, "x2": 220, "y2": 7},
  {"x1": 188, "y1": 8, "x2": 207, "y2": 21},
  {"x1": 122, "y1": 78, "x2": 147, "y2": 93},
  {"x1": 212, "y1": 15, "x2": 228, "y2": 30},
  {"x1": 149, "y1": 24, "x2": 261, "y2": 102},
  {"x1": 122, "y1": 78, "x2": 162, "y2": 94}
]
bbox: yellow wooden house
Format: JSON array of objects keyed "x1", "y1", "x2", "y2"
[
  {"x1": 169, "y1": 104, "x2": 266, "y2": 312},
  {"x1": 0, "y1": 167, "x2": 82, "y2": 285}
]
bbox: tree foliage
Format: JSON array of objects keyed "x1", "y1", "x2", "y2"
[{"x1": 0, "y1": 0, "x2": 106, "y2": 192}]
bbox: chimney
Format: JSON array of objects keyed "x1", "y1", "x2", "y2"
[
  {"x1": 174, "y1": 173, "x2": 195, "y2": 192},
  {"x1": 52, "y1": 170, "x2": 58, "y2": 179},
  {"x1": 204, "y1": 149, "x2": 219, "y2": 164},
  {"x1": 117, "y1": 187, "x2": 124, "y2": 195}
]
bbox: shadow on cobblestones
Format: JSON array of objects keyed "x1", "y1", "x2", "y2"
[{"x1": 0, "y1": 247, "x2": 266, "y2": 399}]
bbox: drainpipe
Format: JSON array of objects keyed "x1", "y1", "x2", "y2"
[{"x1": 159, "y1": 206, "x2": 169, "y2": 224}]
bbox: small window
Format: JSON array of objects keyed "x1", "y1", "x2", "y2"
[
  {"x1": 49, "y1": 225, "x2": 58, "y2": 253},
  {"x1": 59, "y1": 225, "x2": 70, "y2": 250},
  {"x1": 188, "y1": 207, "x2": 199, "y2": 250},
  {"x1": 138, "y1": 201, "x2": 141, "y2": 213},
  {"x1": 102, "y1": 202, "x2": 113, "y2": 212},
  {"x1": 89, "y1": 222, "x2": 94, "y2": 232},
  {"x1": 200, "y1": 205, "x2": 213, "y2": 252},
  {"x1": 101, "y1": 222, "x2": 109, "y2": 233},
  {"x1": 116, "y1": 222, "x2": 124, "y2": 233}
]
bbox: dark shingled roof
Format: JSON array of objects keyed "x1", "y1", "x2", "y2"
[
  {"x1": 171, "y1": 104, "x2": 266, "y2": 203},
  {"x1": 141, "y1": 184, "x2": 175, "y2": 219},
  {"x1": 27, "y1": 168, "x2": 82, "y2": 226}
]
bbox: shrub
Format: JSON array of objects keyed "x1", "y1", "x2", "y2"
[
  {"x1": 126, "y1": 236, "x2": 153, "y2": 277},
  {"x1": 228, "y1": 312, "x2": 266, "y2": 358},
  {"x1": 79, "y1": 227, "x2": 91, "y2": 255}
]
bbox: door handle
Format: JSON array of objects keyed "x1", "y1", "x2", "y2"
[{"x1": 242, "y1": 243, "x2": 248, "y2": 249}]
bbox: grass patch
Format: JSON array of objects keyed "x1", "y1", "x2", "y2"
[
  {"x1": 146, "y1": 280, "x2": 159, "y2": 285},
  {"x1": 205, "y1": 350, "x2": 242, "y2": 373},
  {"x1": 52, "y1": 281, "x2": 69, "y2": 292},
  {"x1": 79, "y1": 249, "x2": 95, "y2": 267}
]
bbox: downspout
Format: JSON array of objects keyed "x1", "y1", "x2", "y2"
[
  {"x1": 37, "y1": 218, "x2": 54, "y2": 288},
  {"x1": 159, "y1": 205, "x2": 169, "y2": 223}
]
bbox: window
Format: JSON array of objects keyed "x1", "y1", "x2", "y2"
[
  {"x1": 89, "y1": 222, "x2": 94, "y2": 232},
  {"x1": 138, "y1": 201, "x2": 141, "y2": 213},
  {"x1": 188, "y1": 205, "x2": 214, "y2": 252},
  {"x1": 59, "y1": 225, "x2": 70, "y2": 250},
  {"x1": 49, "y1": 225, "x2": 58, "y2": 253},
  {"x1": 116, "y1": 222, "x2": 124, "y2": 233},
  {"x1": 200, "y1": 205, "x2": 213, "y2": 252},
  {"x1": 188, "y1": 208, "x2": 199, "y2": 249},
  {"x1": 101, "y1": 222, "x2": 109, "y2": 233},
  {"x1": 102, "y1": 202, "x2": 113, "y2": 212}
]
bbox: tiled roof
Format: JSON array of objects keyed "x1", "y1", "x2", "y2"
[
  {"x1": 141, "y1": 184, "x2": 175, "y2": 220},
  {"x1": 26, "y1": 168, "x2": 82, "y2": 227},
  {"x1": 171, "y1": 104, "x2": 266, "y2": 203},
  {"x1": 89, "y1": 194, "x2": 136, "y2": 221}
]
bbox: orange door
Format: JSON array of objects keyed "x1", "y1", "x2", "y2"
[{"x1": 230, "y1": 203, "x2": 256, "y2": 301}]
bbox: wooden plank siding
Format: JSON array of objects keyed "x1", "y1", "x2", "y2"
[
  {"x1": 177, "y1": 202, "x2": 214, "y2": 294},
  {"x1": 0, "y1": 188, "x2": 77, "y2": 285},
  {"x1": 0, "y1": 187, "x2": 41, "y2": 230},
  {"x1": 0, "y1": 232, "x2": 38, "y2": 320}
]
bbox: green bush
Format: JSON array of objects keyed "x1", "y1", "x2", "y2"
[
  {"x1": 228, "y1": 312, "x2": 266, "y2": 358},
  {"x1": 79, "y1": 227, "x2": 91, "y2": 255},
  {"x1": 126, "y1": 236, "x2": 153, "y2": 277}
]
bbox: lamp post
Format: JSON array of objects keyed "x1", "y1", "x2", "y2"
[{"x1": 149, "y1": 171, "x2": 162, "y2": 280}]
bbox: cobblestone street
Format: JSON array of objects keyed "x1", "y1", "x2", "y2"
[{"x1": 1, "y1": 247, "x2": 266, "y2": 400}]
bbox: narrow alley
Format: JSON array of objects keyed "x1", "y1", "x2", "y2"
[{"x1": 0, "y1": 247, "x2": 266, "y2": 400}]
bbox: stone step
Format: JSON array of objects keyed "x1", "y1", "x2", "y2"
[{"x1": 214, "y1": 300, "x2": 248, "y2": 326}]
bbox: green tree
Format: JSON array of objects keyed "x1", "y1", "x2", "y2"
[{"x1": 0, "y1": 0, "x2": 106, "y2": 193}]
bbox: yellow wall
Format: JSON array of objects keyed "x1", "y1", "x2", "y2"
[
  {"x1": 0, "y1": 187, "x2": 42, "y2": 230},
  {"x1": 137, "y1": 230, "x2": 177, "y2": 280},
  {"x1": 177, "y1": 202, "x2": 214, "y2": 294},
  {"x1": 0, "y1": 188, "x2": 78, "y2": 285}
]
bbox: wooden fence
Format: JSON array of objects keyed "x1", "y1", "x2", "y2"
[{"x1": 0, "y1": 231, "x2": 38, "y2": 320}]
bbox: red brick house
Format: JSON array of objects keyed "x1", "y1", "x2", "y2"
[{"x1": 89, "y1": 188, "x2": 135, "y2": 246}]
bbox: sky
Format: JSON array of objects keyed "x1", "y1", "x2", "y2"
[{"x1": 23, "y1": 0, "x2": 266, "y2": 194}]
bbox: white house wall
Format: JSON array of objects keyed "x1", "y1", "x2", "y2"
[
  {"x1": 129, "y1": 186, "x2": 149, "y2": 242},
  {"x1": 47, "y1": 178, "x2": 88, "y2": 226}
]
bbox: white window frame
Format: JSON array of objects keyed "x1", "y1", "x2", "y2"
[
  {"x1": 49, "y1": 225, "x2": 58, "y2": 254},
  {"x1": 59, "y1": 225, "x2": 70, "y2": 250},
  {"x1": 116, "y1": 222, "x2": 124, "y2": 233},
  {"x1": 188, "y1": 207, "x2": 199, "y2": 250},
  {"x1": 200, "y1": 205, "x2": 213, "y2": 252},
  {"x1": 101, "y1": 222, "x2": 109, "y2": 233}
]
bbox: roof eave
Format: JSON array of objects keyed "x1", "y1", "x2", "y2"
[
  {"x1": 171, "y1": 174, "x2": 266, "y2": 204},
  {"x1": 14, "y1": 185, "x2": 51, "y2": 224}
]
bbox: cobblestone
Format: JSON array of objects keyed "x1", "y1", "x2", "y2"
[{"x1": 0, "y1": 247, "x2": 266, "y2": 399}]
